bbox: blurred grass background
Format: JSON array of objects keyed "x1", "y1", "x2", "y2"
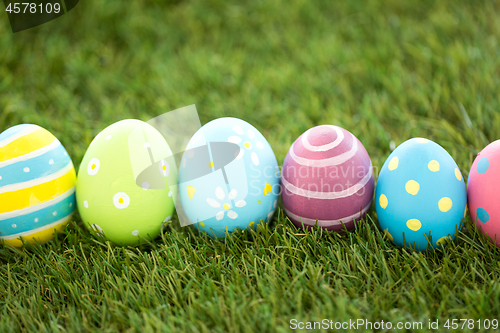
[{"x1": 1, "y1": 0, "x2": 500, "y2": 331}]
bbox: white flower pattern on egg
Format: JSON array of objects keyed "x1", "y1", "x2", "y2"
[
  {"x1": 113, "y1": 192, "x2": 130, "y2": 209},
  {"x1": 87, "y1": 158, "x2": 100, "y2": 176},
  {"x1": 91, "y1": 224, "x2": 105, "y2": 238},
  {"x1": 266, "y1": 200, "x2": 277, "y2": 222},
  {"x1": 228, "y1": 127, "x2": 261, "y2": 165},
  {"x1": 76, "y1": 119, "x2": 176, "y2": 246},
  {"x1": 206, "y1": 186, "x2": 246, "y2": 221},
  {"x1": 159, "y1": 159, "x2": 170, "y2": 177}
]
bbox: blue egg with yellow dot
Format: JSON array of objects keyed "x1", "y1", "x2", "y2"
[{"x1": 375, "y1": 138, "x2": 467, "y2": 251}]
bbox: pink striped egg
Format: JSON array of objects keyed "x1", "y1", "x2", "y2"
[{"x1": 282, "y1": 125, "x2": 374, "y2": 231}]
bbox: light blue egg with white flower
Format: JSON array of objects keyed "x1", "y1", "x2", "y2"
[{"x1": 178, "y1": 117, "x2": 280, "y2": 238}]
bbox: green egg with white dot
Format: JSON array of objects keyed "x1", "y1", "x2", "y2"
[{"x1": 76, "y1": 119, "x2": 176, "y2": 246}]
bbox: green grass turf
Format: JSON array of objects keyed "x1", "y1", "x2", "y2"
[{"x1": 1, "y1": 0, "x2": 500, "y2": 331}]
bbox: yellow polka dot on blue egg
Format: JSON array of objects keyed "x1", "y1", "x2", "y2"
[
  {"x1": 375, "y1": 138, "x2": 467, "y2": 251},
  {"x1": 0, "y1": 124, "x2": 76, "y2": 247}
]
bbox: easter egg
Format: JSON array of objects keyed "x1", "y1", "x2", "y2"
[
  {"x1": 375, "y1": 138, "x2": 467, "y2": 251},
  {"x1": 467, "y1": 140, "x2": 500, "y2": 246},
  {"x1": 0, "y1": 124, "x2": 76, "y2": 247},
  {"x1": 281, "y1": 125, "x2": 374, "y2": 231},
  {"x1": 76, "y1": 119, "x2": 176, "y2": 246},
  {"x1": 178, "y1": 117, "x2": 280, "y2": 238}
]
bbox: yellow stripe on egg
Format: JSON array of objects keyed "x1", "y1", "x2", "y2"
[
  {"x1": 0, "y1": 125, "x2": 40, "y2": 148},
  {"x1": 0, "y1": 214, "x2": 72, "y2": 248},
  {"x1": 0, "y1": 166, "x2": 76, "y2": 213},
  {"x1": 0, "y1": 140, "x2": 60, "y2": 169},
  {"x1": 0, "y1": 187, "x2": 75, "y2": 220},
  {"x1": 0, "y1": 128, "x2": 56, "y2": 163}
]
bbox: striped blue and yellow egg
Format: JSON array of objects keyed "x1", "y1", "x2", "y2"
[
  {"x1": 0, "y1": 124, "x2": 76, "y2": 247},
  {"x1": 375, "y1": 138, "x2": 467, "y2": 251}
]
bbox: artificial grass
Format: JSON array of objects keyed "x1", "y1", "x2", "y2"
[{"x1": 1, "y1": 0, "x2": 500, "y2": 331}]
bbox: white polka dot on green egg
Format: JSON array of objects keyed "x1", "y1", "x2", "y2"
[
  {"x1": 76, "y1": 119, "x2": 176, "y2": 246},
  {"x1": 375, "y1": 138, "x2": 467, "y2": 251}
]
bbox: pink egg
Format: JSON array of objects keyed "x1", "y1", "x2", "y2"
[
  {"x1": 282, "y1": 125, "x2": 374, "y2": 231},
  {"x1": 467, "y1": 140, "x2": 500, "y2": 246}
]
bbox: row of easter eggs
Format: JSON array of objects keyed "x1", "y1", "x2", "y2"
[{"x1": 0, "y1": 118, "x2": 498, "y2": 251}]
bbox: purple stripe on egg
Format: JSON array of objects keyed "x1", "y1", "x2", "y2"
[
  {"x1": 281, "y1": 166, "x2": 373, "y2": 199},
  {"x1": 282, "y1": 181, "x2": 373, "y2": 221},
  {"x1": 292, "y1": 126, "x2": 354, "y2": 160},
  {"x1": 282, "y1": 125, "x2": 375, "y2": 231},
  {"x1": 284, "y1": 200, "x2": 371, "y2": 227}
]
